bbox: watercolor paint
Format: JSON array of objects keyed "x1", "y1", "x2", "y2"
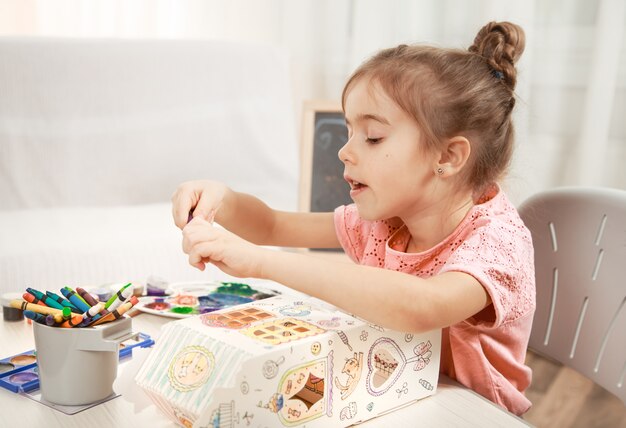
[
  {"x1": 0, "y1": 333, "x2": 154, "y2": 393},
  {"x1": 133, "y1": 281, "x2": 280, "y2": 319},
  {"x1": 9, "y1": 354, "x2": 36, "y2": 365},
  {"x1": 0, "y1": 362, "x2": 15, "y2": 374},
  {"x1": 9, "y1": 372, "x2": 38, "y2": 383}
]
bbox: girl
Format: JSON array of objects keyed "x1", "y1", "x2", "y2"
[{"x1": 172, "y1": 21, "x2": 535, "y2": 416}]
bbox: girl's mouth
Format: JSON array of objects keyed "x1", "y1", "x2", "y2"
[
  {"x1": 350, "y1": 181, "x2": 366, "y2": 190},
  {"x1": 348, "y1": 179, "x2": 368, "y2": 197}
]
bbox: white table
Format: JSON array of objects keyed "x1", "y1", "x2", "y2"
[{"x1": 0, "y1": 309, "x2": 531, "y2": 427}]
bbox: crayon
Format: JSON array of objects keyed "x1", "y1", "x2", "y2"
[
  {"x1": 22, "y1": 292, "x2": 47, "y2": 307},
  {"x1": 59, "y1": 287, "x2": 91, "y2": 313},
  {"x1": 25, "y1": 288, "x2": 65, "y2": 310},
  {"x1": 76, "y1": 287, "x2": 99, "y2": 307},
  {"x1": 64, "y1": 286, "x2": 89, "y2": 306},
  {"x1": 59, "y1": 313, "x2": 85, "y2": 328},
  {"x1": 61, "y1": 306, "x2": 73, "y2": 320},
  {"x1": 23, "y1": 310, "x2": 47, "y2": 324},
  {"x1": 111, "y1": 296, "x2": 138, "y2": 319},
  {"x1": 46, "y1": 290, "x2": 82, "y2": 313},
  {"x1": 104, "y1": 285, "x2": 133, "y2": 311},
  {"x1": 44, "y1": 314, "x2": 58, "y2": 326},
  {"x1": 77, "y1": 302, "x2": 110, "y2": 327},
  {"x1": 78, "y1": 314, "x2": 96, "y2": 327},
  {"x1": 88, "y1": 311, "x2": 116, "y2": 327},
  {"x1": 90, "y1": 296, "x2": 137, "y2": 326},
  {"x1": 78, "y1": 311, "x2": 105, "y2": 327},
  {"x1": 86, "y1": 302, "x2": 105, "y2": 317},
  {"x1": 10, "y1": 299, "x2": 67, "y2": 321}
]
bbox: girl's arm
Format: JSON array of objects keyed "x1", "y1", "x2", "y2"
[
  {"x1": 260, "y1": 250, "x2": 491, "y2": 332},
  {"x1": 217, "y1": 190, "x2": 340, "y2": 248},
  {"x1": 183, "y1": 219, "x2": 490, "y2": 332},
  {"x1": 172, "y1": 180, "x2": 340, "y2": 248}
]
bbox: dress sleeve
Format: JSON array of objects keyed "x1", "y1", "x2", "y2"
[{"x1": 439, "y1": 220, "x2": 535, "y2": 329}]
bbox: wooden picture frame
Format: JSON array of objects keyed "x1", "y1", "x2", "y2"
[{"x1": 298, "y1": 100, "x2": 351, "y2": 214}]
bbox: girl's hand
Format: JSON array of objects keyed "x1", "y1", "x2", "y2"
[
  {"x1": 171, "y1": 180, "x2": 229, "y2": 229},
  {"x1": 182, "y1": 217, "x2": 268, "y2": 278}
]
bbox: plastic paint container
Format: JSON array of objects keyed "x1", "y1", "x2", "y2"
[
  {"x1": 146, "y1": 276, "x2": 169, "y2": 296},
  {"x1": 32, "y1": 317, "x2": 133, "y2": 405},
  {"x1": 89, "y1": 287, "x2": 113, "y2": 302},
  {"x1": 1, "y1": 292, "x2": 24, "y2": 321},
  {"x1": 131, "y1": 283, "x2": 144, "y2": 297}
]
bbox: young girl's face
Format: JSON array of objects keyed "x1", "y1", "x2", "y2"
[{"x1": 339, "y1": 78, "x2": 439, "y2": 221}]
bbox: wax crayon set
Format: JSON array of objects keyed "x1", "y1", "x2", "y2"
[
  {"x1": 10, "y1": 283, "x2": 139, "y2": 328},
  {"x1": 0, "y1": 333, "x2": 154, "y2": 394}
]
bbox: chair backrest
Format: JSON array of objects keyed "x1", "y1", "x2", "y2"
[{"x1": 518, "y1": 187, "x2": 626, "y2": 404}]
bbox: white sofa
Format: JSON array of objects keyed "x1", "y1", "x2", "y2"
[{"x1": 0, "y1": 37, "x2": 299, "y2": 294}]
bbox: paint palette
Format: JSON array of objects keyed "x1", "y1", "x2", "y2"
[
  {"x1": 0, "y1": 332, "x2": 154, "y2": 394},
  {"x1": 0, "y1": 351, "x2": 38, "y2": 393},
  {"x1": 133, "y1": 280, "x2": 280, "y2": 319}
]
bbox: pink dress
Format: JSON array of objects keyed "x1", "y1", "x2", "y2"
[{"x1": 333, "y1": 184, "x2": 535, "y2": 415}]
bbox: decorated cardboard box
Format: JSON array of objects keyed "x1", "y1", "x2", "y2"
[{"x1": 136, "y1": 294, "x2": 441, "y2": 427}]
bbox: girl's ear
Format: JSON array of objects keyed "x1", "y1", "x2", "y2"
[{"x1": 435, "y1": 136, "x2": 471, "y2": 176}]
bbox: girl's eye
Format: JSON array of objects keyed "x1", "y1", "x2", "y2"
[{"x1": 366, "y1": 137, "x2": 382, "y2": 144}]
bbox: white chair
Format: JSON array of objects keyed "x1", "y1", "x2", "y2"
[{"x1": 518, "y1": 187, "x2": 626, "y2": 404}]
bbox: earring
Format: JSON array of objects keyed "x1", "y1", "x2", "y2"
[{"x1": 436, "y1": 167, "x2": 444, "y2": 175}]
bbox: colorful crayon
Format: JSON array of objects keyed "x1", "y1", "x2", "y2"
[
  {"x1": 104, "y1": 284, "x2": 133, "y2": 311},
  {"x1": 77, "y1": 302, "x2": 110, "y2": 327},
  {"x1": 44, "y1": 314, "x2": 58, "y2": 326},
  {"x1": 61, "y1": 307, "x2": 72, "y2": 320},
  {"x1": 78, "y1": 315, "x2": 96, "y2": 327},
  {"x1": 86, "y1": 302, "x2": 105, "y2": 317},
  {"x1": 59, "y1": 313, "x2": 85, "y2": 328},
  {"x1": 59, "y1": 287, "x2": 91, "y2": 313},
  {"x1": 25, "y1": 288, "x2": 65, "y2": 310},
  {"x1": 10, "y1": 300, "x2": 66, "y2": 321},
  {"x1": 46, "y1": 290, "x2": 82, "y2": 313},
  {"x1": 23, "y1": 310, "x2": 47, "y2": 324},
  {"x1": 88, "y1": 311, "x2": 115, "y2": 327},
  {"x1": 22, "y1": 292, "x2": 47, "y2": 307},
  {"x1": 90, "y1": 296, "x2": 138, "y2": 326},
  {"x1": 111, "y1": 296, "x2": 138, "y2": 319},
  {"x1": 76, "y1": 287, "x2": 99, "y2": 307},
  {"x1": 64, "y1": 286, "x2": 89, "y2": 306},
  {"x1": 42, "y1": 307, "x2": 69, "y2": 323}
]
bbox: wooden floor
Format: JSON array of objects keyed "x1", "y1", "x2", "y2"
[{"x1": 524, "y1": 349, "x2": 626, "y2": 427}]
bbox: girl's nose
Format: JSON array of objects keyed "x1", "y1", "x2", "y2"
[{"x1": 338, "y1": 137, "x2": 354, "y2": 164}]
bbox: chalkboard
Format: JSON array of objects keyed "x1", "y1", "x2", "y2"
[{"x1": 299, "y1": 101, "x2": 352, "y2": 214}]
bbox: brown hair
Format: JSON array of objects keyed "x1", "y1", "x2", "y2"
[{"x1": 341, "y1": 21, "x2": 525, "y2": 192}]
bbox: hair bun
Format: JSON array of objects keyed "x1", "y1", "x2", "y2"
[{"x1": 468, "y1": 21, "x2": 525, "y2": 89}]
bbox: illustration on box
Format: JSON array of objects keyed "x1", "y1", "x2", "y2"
[{"x1": 135, "y1": 295, "x2": 441, "y2": 427}]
